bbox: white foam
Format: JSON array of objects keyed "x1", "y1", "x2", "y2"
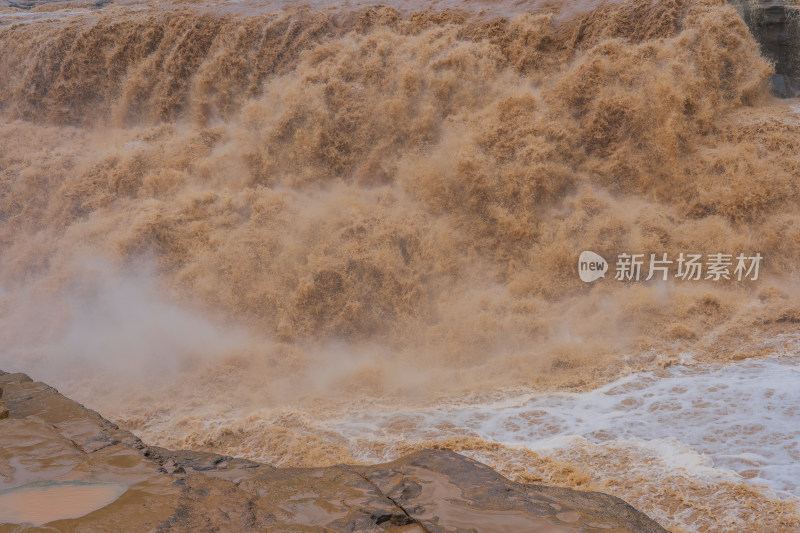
[{"x1": 319, "y1": 354, "x2": 800, "y2": 499}]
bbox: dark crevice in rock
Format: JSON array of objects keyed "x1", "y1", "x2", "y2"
[{"x1": 354, "y1": 470, "x2": 426, "y2": 530}]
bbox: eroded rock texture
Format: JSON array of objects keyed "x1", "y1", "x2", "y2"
[{"x1": 0, "y1": 370, "x2": 667, "y2": 532}]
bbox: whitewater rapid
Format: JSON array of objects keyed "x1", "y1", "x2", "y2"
[{"x1": 316, "y1": 350, "x2": 800, "y2": 499}]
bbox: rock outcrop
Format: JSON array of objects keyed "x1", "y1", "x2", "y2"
[
  {"x1": 0, "y1": 386, "x2": 8, "y2": 420},
  {"x1": 732, "y1": 0, "x2": 800, "y2": 96},
  {"x1": 0, "y1": 370, "x2": 668, "y2": 532}
]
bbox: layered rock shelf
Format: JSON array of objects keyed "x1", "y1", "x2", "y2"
[{"x1": 0, "y1": 370, "x2": 668, "y2": 532}]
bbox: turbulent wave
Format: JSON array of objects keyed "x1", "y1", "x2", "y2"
[
  {"x1": 1, "y1": 0, "x2": 795, "y2": 384},
  {"x1": 1, "y1": 0, "x2": 800, "y2": 530}
]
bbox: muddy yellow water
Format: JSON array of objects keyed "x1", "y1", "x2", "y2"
[{"x1": 1, "y1": 0, "x2": 799, "y2": 531}]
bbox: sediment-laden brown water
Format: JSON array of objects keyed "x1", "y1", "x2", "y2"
[{"x1": 1, "y1": 0, "x2": 800, "y2": 530}]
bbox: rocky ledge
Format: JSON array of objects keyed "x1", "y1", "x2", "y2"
[{"x1": 0, "y1": 370, "x2": 668, "y2": 532}]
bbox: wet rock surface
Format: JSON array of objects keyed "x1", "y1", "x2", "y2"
[{"x1": 0, "y1": 370, "x2": 668, "y2": 532}]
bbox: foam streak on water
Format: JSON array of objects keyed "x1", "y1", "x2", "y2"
[{"x1": 319, "y1": 357, "x2": 800, "y2": 500}]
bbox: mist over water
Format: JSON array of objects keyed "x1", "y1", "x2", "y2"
[{"x1": 1, "y1": 0, "x2": 800, "y2": 530}]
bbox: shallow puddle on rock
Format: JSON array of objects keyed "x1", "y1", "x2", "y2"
[{"x1": 0, "y1": 481, "x2": 127, "y2": 526}]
